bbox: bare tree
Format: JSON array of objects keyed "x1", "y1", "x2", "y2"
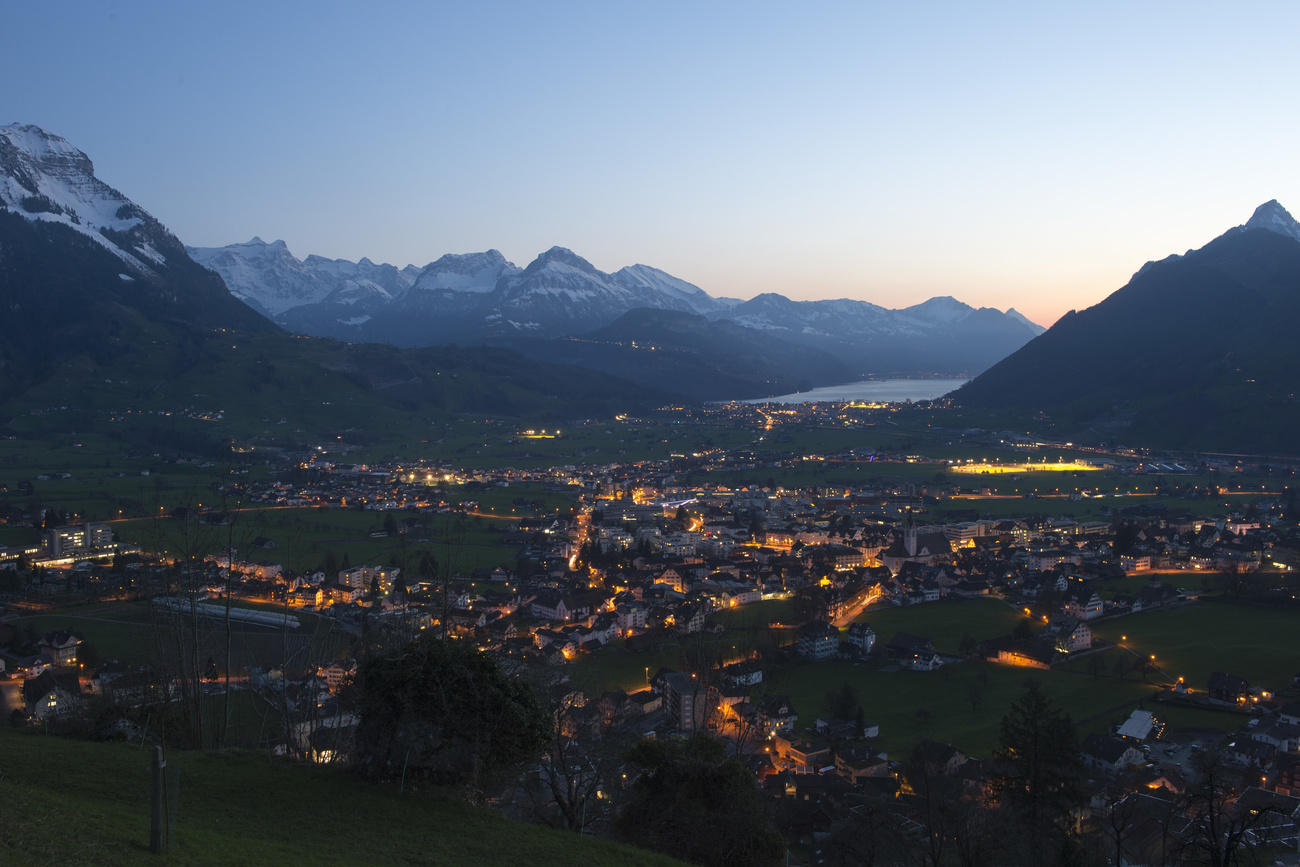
[{"x1": 1184, "y1": 751, "x2": 1282, "y2": 867}]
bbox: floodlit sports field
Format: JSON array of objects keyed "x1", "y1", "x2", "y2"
[{"x1": 949, "y1": 461, "x2": 1101, "y2": 474}]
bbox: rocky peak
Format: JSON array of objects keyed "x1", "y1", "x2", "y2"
[{"x1": 1244, "y1": 199, "x2": 1300, "y2": 243}]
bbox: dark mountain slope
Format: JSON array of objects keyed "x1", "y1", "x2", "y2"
[
  {"x1": 0, "y1": 126, "x2": 672, "y2": 453},
  {"x1": 505, "y1": 307, "x2": 853, "y2": 400},
  {"x1": 0, "y1": 210, "x2": 276, "y2": 402},
  {"x1": 955, "y1": 213, "x2": 1300, "y2": 451}
]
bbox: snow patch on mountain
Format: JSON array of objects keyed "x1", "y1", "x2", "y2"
[
  {"x1": 1003, "y1": 308, "x2": 1045, "y2": 333},
  {"x1": 0, "y1": 123, "x2": 167, "y2": 275},
  {"x1": 189, "y1": 237, "x2": 422, "y2": 316},
  {"x1": 187, "y1": 235, "x2": 1051, "y2": 357},
  {"x1": 612, "y1": 264, "x2": 722, "y2": 315},
  {"x1": 1244, "y1": 199, "x2": 1300, "y2": 243},
  {"x1": 900, "y1": 295, "x2": 975, "y2": 325},
  {"x1": 410, "y1": 250, "x2": 518, "y2": 294}
]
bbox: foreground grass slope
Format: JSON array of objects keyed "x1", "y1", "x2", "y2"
[{"x1": 0, "y1": 729, "x2": 679, "y2": 866}]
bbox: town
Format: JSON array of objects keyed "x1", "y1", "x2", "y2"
[{"x1": 2, "y1": 400, "x2": 1298, "y2": 863}]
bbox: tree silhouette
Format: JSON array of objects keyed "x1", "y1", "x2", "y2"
[
  {"x1": 993, "y1": 681, "x2": 1083, "y2": 865},
  {"x1": 616, "y1": 735, "x2": 783, "y2": 866}
]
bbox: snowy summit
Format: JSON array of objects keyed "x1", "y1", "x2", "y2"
[{"x1": 0, "y1": 123, "x2": 174, "y2": 274}]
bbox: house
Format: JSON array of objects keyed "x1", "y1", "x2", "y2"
[
  {"x1": 772, "y1": 733, "x2": 831, "y2": 773},
  {"x1": 654, "y1": 568, "x2": 686, "y2": 593},
  {"x1": 756, "y1": 695, "x2": 799, "y2": 735},
  {"x1": 627, "y1": 689, "x2": 662, "y2": 716},
  {"x1": 1042, "y1": 615, "x2": 1091, "y2": 653},
  {"x1": 845, "y1": 622, "x2": 876, "y2": 654},
  {"x1": 1029, "y1": 549, "x2": 1078, "y2": 572},
  {"x1": 330, "y1": 583, "x2": 363, "y2": 605},
  {"x1": 99, "y1": 667, "x2": 164, "y2": 707},
  {"x1": 795, "y1": 620, "x2": 839, "y2": 660},
  {"x1": 317, "y1": 659, "x2": 358, "y2": 693},
  {"x1": 1279, "y1": 701, "x2": 1300, "y2": 726},
  {"x1": 834, "y1": 745, "x2": 890, "y2": 782},
  {"x1": 1062, "y1": 587, "x2": 1104, "y2": 620},
  {"x1": 1230, "y1": 788, "x2": 1300, "y2": 848},
  {"x1": 616, "y1": 602, "x2": 647, "y2": 632},
  {"x1": 1208, "y1": 671, "x2": 1251, "y2": 704},
  {"x1": 885, "y1": 632, "x2": 942, "y2": 670},
  {"x1": 673, "y1": 601, "x2": 707, "y2": 635},
  {"x1": 1249, "y1": 719, "x2": 1300, "y2": 753},
  {"x1": 22, "y1": 670, "x2": 82, "y2": 720},
  {"x1": 37, "y1": 631, "x2": 82, "y2": 665},
  {"x1": 911, "y1": 739, "x2": 968, "y2": 776},
  {"x1": 1082, "y1": 733, "x2": 1144, "y2": 774},
  {"x1": 530, "y1": 591, "x2": 572, "y2": 622},
  {"x1": 723, "y1": 659, "x2": 764, "y2": 687},
  {"x1": 1273, "y1": 753, "x2": 1300, "y2": 797}
]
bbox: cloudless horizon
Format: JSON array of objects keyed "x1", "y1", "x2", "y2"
[{"x1": 6, "y1": 1, "x2": 1300, "y2": 327}]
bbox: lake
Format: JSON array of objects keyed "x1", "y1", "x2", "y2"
[{"x1": 743, "y1": 377, "x2": 968, "y2": 404}]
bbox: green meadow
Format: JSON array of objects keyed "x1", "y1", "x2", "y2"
[{"x1": 0, "y1": 729, "x2": 680, "y2": 866}]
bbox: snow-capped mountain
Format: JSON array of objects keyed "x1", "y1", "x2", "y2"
[
  {"x1": 192, "y1": 230, "x2": 1044, "y2": 374},
  {"x1": 0, "y1": 123, "x2": 189, "y2": 276},
  {"x1": 611, "y1": 263, "x2": 732, "y2": 316},
  {"x1": 0, "y1": 124, "x2": 274, "y2": 398},
  {"x1": 409, "y1": 250, "x2": 519, "y2": 295},
  {"x1": 484, "y1": 246, "x2": 733, "y2": 334},
  {"x1": 187, "y1": 237, "x2": 422, "y2": 317},
  {"x1": 1243, "y1": 198, "x2": 1300, "y2": 242},
  {"x1": 721, "y1": 292, "x2": 1038, "y2": 339},
  {"x1": 712, "y1": 291, "x2": 1043, "y2": 374},
  {"x1": 192, "y1": 239, "x2": 738, "y2": 344}
]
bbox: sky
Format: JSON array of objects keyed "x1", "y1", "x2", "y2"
[{"x1": 5, "y1": 1, "x2": 1299, "y2": 326}]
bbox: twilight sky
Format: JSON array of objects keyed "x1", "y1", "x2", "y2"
[{"x1": 6, "y1": 1, "x2": 1298, "y2": 326}]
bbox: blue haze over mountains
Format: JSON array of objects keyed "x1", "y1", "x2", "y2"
[{"x1": 187, "y1": 237, "x2": 1048, "y2": 388}]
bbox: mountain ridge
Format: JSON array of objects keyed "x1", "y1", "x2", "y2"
[
  {"x1": 191, "y1": 236, "x2": 1044, "y2": 380},
  {"x1": 0, "y1": 124, "x2": 671, "y2": 448},
  {"x1": 954, "y1": 200, "x2": 1300, "y2": 451}
]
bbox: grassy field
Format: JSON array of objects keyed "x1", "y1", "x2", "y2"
[
  {"x1": 1086, "y1": 600, "x2": 1300, "y2": 693},
  {"x1": 764, "y1": 657, "x2": 1159, "y2": 758},
  {"x1": 764, "y1": 597, "x2": 1298, "y2": 757},
  {"x1": 8, "y1": 601, "x2": 354, "y2": 679},
  {"x1": 0, "y1": 729, "x2": 680, "y2": 866},
  {"x1": 713, "y1": 599, "x2": 799, "y2": 630},
  {"x1": 564, "y1": 597, "x2": 1297, "y2": 758},
  {"x1": 0, "y1": 435, "x2": 241, "y2": 523},
  {"x1": 431, "y1": 420, "x2": 756, "y2": 470},
  {"x1": 1140, "y1": 701, "x2": 1253, "y2": 737},
  {"x1": 112, "y1": 506, "x2": 523, "y2": 576},
  {"x1": 439, "y1": 482, "x2": 578, "y2": 516},
  {"x1": 850, "y1": 598, "x2": 1025, "y2": 654}
]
